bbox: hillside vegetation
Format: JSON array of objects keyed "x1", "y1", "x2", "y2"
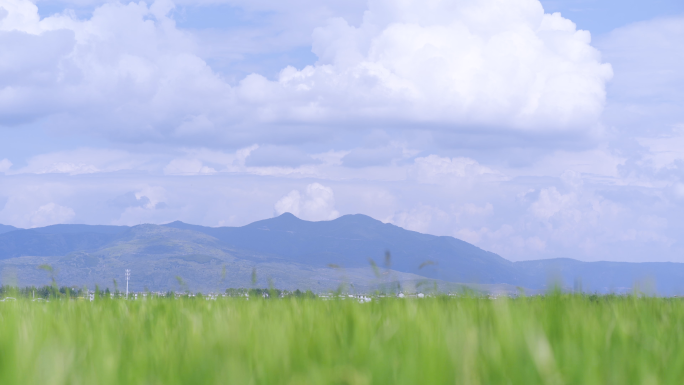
[
  {"x1": 1, "y1": 294, "x2": 683, "y2": 384},
  {"x1": 2, "y1": 213, "x2": 684, "y2": 294}
]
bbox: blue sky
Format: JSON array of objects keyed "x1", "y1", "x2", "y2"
[{"x1": 0, "y1": 0, "x2": 683, "y2": 263}]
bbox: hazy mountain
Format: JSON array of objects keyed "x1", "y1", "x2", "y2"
[
  {"x1": 30, "y1": 224, "x2": 128, "y2": 235},
  {"x1": 0, "y1": 221, "x2": 489, "y2": 294},
  {"x1": 1, "y1": 213, "x2": 684, "y2": 294},
  {"x1": 0, "y1": 229, "x2": 118, "y2": 259},
  {"x1": 514, "y1": 259, "x2": 684, "y2": 295},
  {"x1": 0, "y1": 224, "x2": 18, "y2": 235},
  {"x1": 163, "y1": 213, "x2": 517, "y2": 285}
]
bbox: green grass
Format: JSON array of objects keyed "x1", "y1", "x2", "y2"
[{"x1": 1, "y1": 294, "x2": 684, "y2": 384}]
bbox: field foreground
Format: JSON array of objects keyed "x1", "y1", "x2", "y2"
[{"x1": 1, "y1": 295, "x2": 683, "y2": 384}]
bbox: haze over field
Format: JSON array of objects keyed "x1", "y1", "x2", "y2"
[{"x1": 1, "y1": 0, "x2": 683, "y2": 265}]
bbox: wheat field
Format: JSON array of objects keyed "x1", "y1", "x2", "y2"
[{"x1": 0, "y1": 294, "x2": 682, "y2": 384}]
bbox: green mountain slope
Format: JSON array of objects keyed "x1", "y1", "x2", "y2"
[
  {"x1": 2, "y1": 213, "x2": 684, "y2": 294},
  {"x1": 164, "y1": 213, "x2": 518, "y2": 285},
  {"x1": 0, "y1": 224, "x2": 482, "y2": 294},
  {"x1": 0, "y1": 224, "x2": 18, "y2": 235}
]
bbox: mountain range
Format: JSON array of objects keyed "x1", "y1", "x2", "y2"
[{"x1": 0, "y1": 213, "x2": 682, "y2": 295}]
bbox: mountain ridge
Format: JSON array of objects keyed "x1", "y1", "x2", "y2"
[
  {"x1": 0, "y1": 213, "x2": 683, "y2": 294},
  {"x1": 0, "y1": 224, "x2": 18, "y2": 235}
]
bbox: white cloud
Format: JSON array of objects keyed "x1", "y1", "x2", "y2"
[
  {"x1": 11, "y1": 148, "x2": 154, "y2": 175},
  {"x1": 163, "y1": 158, "x2": 216, "y2": 175},
  {"x1": 0, "y1": 0, "x2": 234, "y2": 140},
  {"x1": 163, "y1": 145, "x2": 331, "y2": 177},
  {"x1": 174, "y1": 115, "x2": 217, "y2": 137},
  {"x1": 260, "y1": 0, "x2": 612, "y2": 132},
  {"x1": 0, "y1": 0, "x2": 611, "y2": 146},
  {"x1": 112, "y1": 185, "x2": 171, "y2": 225},
  {"x1": 384, "y1": 202, "x2": 496, "y2": 241},
  {"x1": 454, "y1": 225, "x2": 547, "y2": 254},
  {"x1": 1, "y1": 0, "x2": 683, "y2": 265},
  {"x1": 524, "y1": 149, "x2": 625, "y2": 179},
  {"x1": 408, "y1": 155, "x2": 498, "y2": 184},
  {"x1": 0, "y1": 192, "x2": 76, "y2": 228},
  {"x1": 164, "y1": 145, "x2": 258, "y2": 174},
  {"x1": 274, "y1": 190, "x2": 301, "y2": 216},
  {"x1": 274, "y1": 182, "x2": 339, "y2": 221},
  {"x1": 386, "y1": 204, "x2": 449, "y2": 234},
  {"x1": 0, "y1": 163, "x2": 680, "y2": 262},
  {"x1": 530, "y1": 187, "x2": 579, "y2": 221},
  {"x1": 0, "y1": 158, "x2": 11, "y2": 173},
  {"x1": 637, "y1": 134, "x2": 684, "y2": 171},
  {"x1": 456, "y1": 202, "x2": 494, "y2": 218},
  {"x1": 135, "y1": 185, "x2": 167, "y2": 210},
  {"x1": 341, "y1": 141, "x2": 417, "y2": 168},
  {"x1": 28, "y1": 202, "x2": 75, "y2": 228},
  {"x1": 0, "y1": 180, "x2": 80, "y2": 228}
]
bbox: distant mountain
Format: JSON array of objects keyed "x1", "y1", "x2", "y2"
[
  {"x1": 164, "y1": 213, "x2": 518, "y2": 285},
  {"x1": 0, "y1": 229, "x2": 120, "y2": 259},
  {"x1": 164, "y1": 214, "x2": 684, "y2": 294},
  {"x1": 0, "y1": 223, "x2": 474, "y2": 294},
  {"x1": 515, "y1": 259, "x2": 684, "y2": 295},
  {"x1": 2, "y1": 214, "x2": 684, "y2": 294},
  {"x1": 0, "y1": 224, "x2": 18, "y2": 235},
  {"x1": 30, "y1": 224, "x2": 128, "y2": 235}
]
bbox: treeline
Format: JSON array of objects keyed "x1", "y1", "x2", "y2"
[
  {"x1": 0, "y1": 285, "x2": 133, "y2": 299},
  {"x1": 224, "y1": 288, "x2": 316, "y2": 298},
  {"x1": 0, "y1": 285, "x2": 89, "y2": 299},
  {"x1": 0, "y1": 285, "x2": 317, "y2": 299}
]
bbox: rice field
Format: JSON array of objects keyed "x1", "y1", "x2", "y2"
[{"x1": 1, "y1": 293, "x2": 683, "y2": 384}]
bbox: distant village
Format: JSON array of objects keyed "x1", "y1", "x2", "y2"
[{"x1": 0, "y1": 284, "x2": 525, "y2": 302}]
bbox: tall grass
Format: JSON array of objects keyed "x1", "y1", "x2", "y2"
[{"x1": 1, "y1": 294, "x2": 683, "y2": 384}]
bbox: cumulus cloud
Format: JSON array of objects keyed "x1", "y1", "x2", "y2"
[
  {"x1": 2, "y1": 0, "x2": 682, "y2": 265},
  {"x1": 274, "y1": 182, "x2": 339, "y2": 221},
  {"x1": 112, "y1": 185, "x2": 171, "y2": 225},
  {"x1": 0, "y1": 0, "x2": 233, "y2": 140},
  {"x1": 530, "y1": 187, "x2": 579, "y2": 221},
  {"x1": 260, "y1": 0, "x2": 612, "y2": 132},
  {"x1": 510, "y1": 175, "x2": 674, "y2": 258},
  {"x1": 0, "y1": 162, "x2": 680, "y2": 262},
  {"x1": 0, "y1": 196, "x2": 76, "y2": 228},
  {"x1": 134, "y1": 185, "x2": 167, "y2": 210},
  {"x1": 0, "y1": 179, "x2": 80, "y2": 228},
  {"x1": 28, "y1": 202, "x2": 75, "y2": 228},
  {"x1": 0, "y1": 0, "x2": 611, "y2": 147}
]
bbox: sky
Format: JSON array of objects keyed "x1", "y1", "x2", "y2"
[{"x1": 0, "y1": 0, "x2": 683, "y2": 263}]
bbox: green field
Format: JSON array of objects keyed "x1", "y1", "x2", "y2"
[{"x1": 1, "y1": 294, "x2": 683, "y2": 384}]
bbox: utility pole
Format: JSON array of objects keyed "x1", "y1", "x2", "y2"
[{"x1": 125, "y1": 269, "x2": 131, "y2": 299}]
